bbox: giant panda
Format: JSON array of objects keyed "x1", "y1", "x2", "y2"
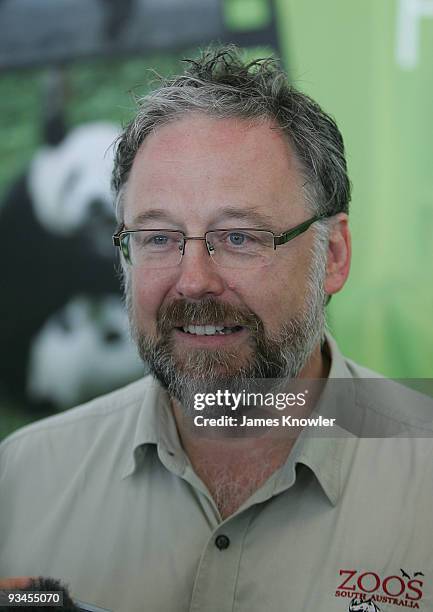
[{"x1": 0, "y1": 120, "x2": 143, "y2": 413}]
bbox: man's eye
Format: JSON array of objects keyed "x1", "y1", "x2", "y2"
[
  {"x1": 150, "y1": 234, "x2": 169, "y2": 245},
  {"x1": 135, "y1": 233, "x2": 173, "y2": 248},
  {"x1": 227, "y1": 232, "x2": 250, "y2": 246}
]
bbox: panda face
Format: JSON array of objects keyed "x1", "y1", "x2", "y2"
[
  {"x1": 28, "y1": 122, "x2": 119, "y2": 257},
  {"x1": 27, "y1": 295, "x2": 143, "y2": 408},
  {"x1": 1, "y1": 120, "x2": 145, "y2": 411}
]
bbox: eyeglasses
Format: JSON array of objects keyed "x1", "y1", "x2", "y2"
[{"x1": 112, "y1": 214, "x2": 330, "y2": 270}]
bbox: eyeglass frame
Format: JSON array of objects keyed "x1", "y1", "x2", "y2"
[{"x1": 112, "y1": 213, "x2": 332, "y2": 267}]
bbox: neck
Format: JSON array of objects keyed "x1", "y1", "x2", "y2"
[{"x1": 171, "y1": 341, "x2": 330, "y2": 519}]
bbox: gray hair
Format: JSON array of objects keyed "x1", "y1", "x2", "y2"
[{"x1": 112, "y1": 45, "x2": 351, "y2": 228}]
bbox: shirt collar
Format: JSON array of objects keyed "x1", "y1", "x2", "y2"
[
  {"x1": 273, "y1": 332, "x2": 357, "y2": 506},
  {"x1": 284, "y1": 430, "x2": 352, "y2": 506},
  {"x1": 121, "y1": 377, "x2": 186, "y2": 478},
  {"x1": 326, "y1": 332, "x2": 353, "y2": 379}
]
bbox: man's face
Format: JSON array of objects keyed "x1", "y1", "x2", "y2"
[{"x1": 122, "y1": 114, "x2": 327, "y2": 407}]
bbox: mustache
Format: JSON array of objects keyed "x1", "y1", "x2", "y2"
[{"x1": 157, "y1": 299, "x2": 262, "y2": 334}]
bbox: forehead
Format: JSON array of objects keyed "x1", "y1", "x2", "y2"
[{"x1": 123, "y1": 114, "x2": 306, "y2": 226}]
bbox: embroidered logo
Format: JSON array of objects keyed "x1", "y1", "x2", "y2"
[
  {"x1": 349, "y1": 597, "x2": 381, "y2": 611},
  {"x1": 335, "y1": 568, "x2": 425, "y2": 609}
]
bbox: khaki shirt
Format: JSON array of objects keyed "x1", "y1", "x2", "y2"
[{"x1": 1, "y1": 336, "x2": 433, "y2": 612}]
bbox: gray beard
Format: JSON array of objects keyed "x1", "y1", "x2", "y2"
[{"x1": 126, "y1": 238, "x2": 328, "y2": 418}]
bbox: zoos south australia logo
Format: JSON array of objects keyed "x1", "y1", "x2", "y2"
[{"x1": 335, "y1": 568, "x2": 425, "y2": 609}]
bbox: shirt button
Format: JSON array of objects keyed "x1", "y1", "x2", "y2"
[{"x1": 215, "y1": 535, "x2": 230, "y2": 550}]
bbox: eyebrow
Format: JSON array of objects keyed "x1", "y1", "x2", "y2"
[
  {"x1": 211, "y1": 206, "x2": 276, "y2": 228},
  {"x1": 131, "y1": 209, "x2": 177, "y2": 226},
  {"x1": 130, "y1": 206, "x2": 276, "y2": 229}
]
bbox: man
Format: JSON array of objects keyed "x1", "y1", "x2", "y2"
[{"x1": 1, "y1": 46, "x2": 432, "y2": 612}]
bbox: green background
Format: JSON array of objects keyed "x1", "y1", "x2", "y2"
[{"x1": 277, "y1": 0, "x2": 433, "y2": 377}]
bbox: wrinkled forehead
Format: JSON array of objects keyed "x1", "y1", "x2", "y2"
[{"x1": 123, "y1": 114, "x2": 308, "y2": 228}]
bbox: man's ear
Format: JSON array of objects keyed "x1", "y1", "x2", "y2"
[{"x1": 324, "y1": 213, "x2": 351, "y2": 297}]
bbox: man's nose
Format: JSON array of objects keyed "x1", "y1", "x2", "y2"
[{"x1": 174, "y1": 239, "x2": 225, "y2": 300}]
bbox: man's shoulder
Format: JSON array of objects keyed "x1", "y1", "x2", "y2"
[
  {"x1": 344, "y1": 357, "x2": 384, "y2": 380},
  {"x1": 344, "y1": 356, "x2": 433, "y2": 435},
  {"x1": 0, "y1": 375, "x2": 156, "y2": 456}
]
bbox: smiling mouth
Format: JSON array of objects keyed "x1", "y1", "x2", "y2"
[{"x1": 176, "y1": 324, "x2": 244, "y2": 336}]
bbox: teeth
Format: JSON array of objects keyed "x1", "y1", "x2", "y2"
[{"x1": 182, "y1": 324, "x2": 231, "y2": 335}]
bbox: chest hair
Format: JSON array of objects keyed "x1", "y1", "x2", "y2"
[{"x1": 192, "y1": 444, "x2": 292, "y2": 519}]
